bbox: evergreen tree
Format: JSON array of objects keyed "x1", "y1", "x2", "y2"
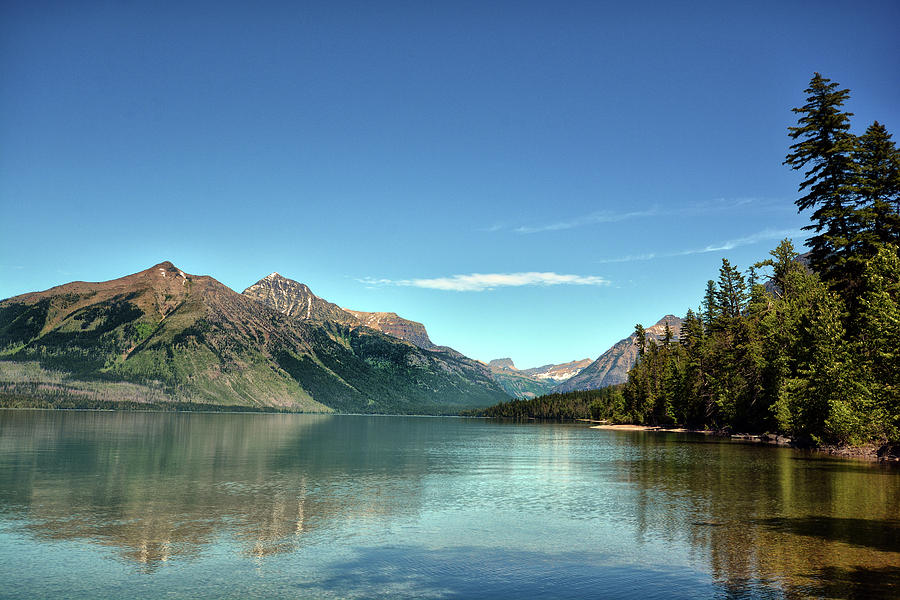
[
  {"x1": 678, "y1": 309, "x2": 708, "y2": 427},
  {"x1": 853, "y1": 121, "x2": 900, "y2": 250},
  {"x1": 773, "y1": 276, "x2": 868, "y2": 445},
  {"x1": 634, "y1": 324, "x2": 646, "y2": 357},
  {"x1": 784, "y1": 73, "x2": 858, "y2": 289},
  {"x1": 853, "y1": 244, "x2": 900, "y2": 439},
  {"x1": 747, "y1": 266, "x2": 758, "y2": 289},
  {"x1": 754, "y1": 239, "x2": 803, "y2": 298},
  {"x1": 679, "y1": 309, "x2": 700, "y2": 349},
  {"x1": 716, "y1": 259, "x2": 748, "y2": 320},
  {"x1": 701, "y1": 280, "x2": 719, "y2": 330}
]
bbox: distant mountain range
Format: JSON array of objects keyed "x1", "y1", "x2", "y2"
[
  {"x1": 0, "y1": 262, "x2": 508, "y2": 414},
  {"x1": 486, "y1": 357, "x2": 592, "y2": 398},
  {"x1": 486, "y1": 358, "x2": 555, "y2": 398},
  {"x1": 552, "y1": 315, "x2": 683, "y2": 392},
  {"x1": 523, "y1": 358, "x2": 594, "y2": 382}
]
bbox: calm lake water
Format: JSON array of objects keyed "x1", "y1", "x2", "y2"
[{"x1": 0, "y1": 411, "x2": 898, "y2": 599}]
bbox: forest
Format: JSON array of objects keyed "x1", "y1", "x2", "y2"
[
  {"x1": 482, "y1": 74, "x2": 900, "y2": 447},
  {"x1": 473, "y1": 386, "x2": 625, "y2": 421}
]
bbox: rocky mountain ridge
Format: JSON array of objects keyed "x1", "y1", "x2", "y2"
[
  {"x1": 522, "y1": 358, "x2": 593, "y2": 381},
  {"x1": 0, "y1": 262, "x2": 508, "y2": 413},
  {"x1": 341, "y1": 309, "x2": 436, "y2": 350},
  {"x1": 487, "y1": 358, "x2": 517, "y2": 371},
  {"x1": 242, "y1": 273, "x2": 358, "y2": 325},
  {"x1": 242, "y1": 273, "x2": 439, "y2": 351}
]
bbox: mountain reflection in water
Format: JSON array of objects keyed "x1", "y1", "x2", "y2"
[
  {"x1": 0, "y1": 411, "x2": 898, "y2": 599},
  {"x1": 0, "y1": 411, "x2": 428, "y2": 569}
]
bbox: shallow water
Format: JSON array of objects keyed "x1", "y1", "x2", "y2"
[{"x1": 0, "y1": 410, "x2": 898, "y2": 599}]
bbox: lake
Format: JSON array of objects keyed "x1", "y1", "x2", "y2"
[{"x1": 0, "y1": 410, "x2": 898, "y2": 599}]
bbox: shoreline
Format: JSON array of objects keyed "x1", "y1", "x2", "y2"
[
  {"x1": 589, "y1": 423, "x2": 899, "y2": 462},
  {"x1": 589, "y1": 423, "x2": 715, "y2": 434}
]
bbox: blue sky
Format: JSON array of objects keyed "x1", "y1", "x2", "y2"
[{"x1": 2, "y1": 1, "x2": 898, "y2": 368}]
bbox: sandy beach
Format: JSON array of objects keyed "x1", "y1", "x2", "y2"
[{"x1": 589, "y1": 423, "x2": 714, "y2": 434}]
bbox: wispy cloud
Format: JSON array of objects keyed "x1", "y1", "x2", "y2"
[
  {"x1": 513, "y1": 208, "x2": 661, "y2": 234},
  {"x1": 596, "y1": 228, "x2": 806, "y2": 264},
  {"x1": 692, "y1": 228, "x2": 805, "y2": 253},
  {"x1": 502, "y1": 197, "x2": 771, "y2": 235},
  {"x1": 595, "y1": 253, "x2": 661, "y2": 264},
  {"x1": 358, "y1": 272, "x2": 610, "y2": 292}
]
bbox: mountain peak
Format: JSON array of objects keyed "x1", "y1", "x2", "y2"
[
  {"x1": 148, "y1": 261, "x2": 185, "y2": 274},
  {"x1": 654, "y1": 314, "x2": 682, "y2": 327},
  {"x1": 259, "y1": 271, "x2": 294, "y2": 284},
  {"x1": 146, "y1": 261, "x2": 189, "y2": 282},
  {"x1": 246, "y1": 272, "x2": 312, "y2": 293},
  {"x1": 488, "y1": 358, "x2": 517, "y2": 370},
  {"x1": 243, "y1": 273, "x2": 353, "y2": 324}
]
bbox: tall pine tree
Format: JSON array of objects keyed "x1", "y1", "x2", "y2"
[
  {"x1": 784, "y1": 73, "x2": 858, "y2": 290},
  {"x1": 853, "y1": 121, "x2": 900, "y2": 250}
]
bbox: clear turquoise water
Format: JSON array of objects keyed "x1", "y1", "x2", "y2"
[{"x1": 0, "y1": 410, "x2": 898, "y2": 599}]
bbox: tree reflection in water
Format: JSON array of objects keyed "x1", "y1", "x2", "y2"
[{"x1": 614, "y1": 431, "x2": 900, "y2": 599}]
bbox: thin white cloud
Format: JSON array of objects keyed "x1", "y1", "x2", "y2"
[
  {"x1": 596, "y1": 228, "x2": 806, "y2": 264},
  {"x1": 693, "y1": 228, "x2": 805, "y2": 253},
  {"x1": 358, "y1": 271, "x2": 610, "y2": 292},
  {"x1": 595, "y1": 252, "x2": 659, "y2": 264},
  {"x1": 513, "y1": 208, "x2": 661, "y2": 234},
  {"x1": 505, "y1": 197, "x2": 772, "y2": 235}
]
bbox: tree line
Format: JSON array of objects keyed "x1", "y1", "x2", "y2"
[
  {"x1": 471, "y1": 387, "x2": 625, "y2": 421},
  {"x1": 621, "y1": 73, "x2": 899, "y2": 445},
  {"x1": 478, "y1": 74, "x2": 899, "y2": 446}
]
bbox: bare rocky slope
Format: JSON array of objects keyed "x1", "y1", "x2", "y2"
[{"x1": 341, "y1": 309, "x2": 436, "y2": 350}]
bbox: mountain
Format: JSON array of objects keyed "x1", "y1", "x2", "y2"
[
  {"x1": 521, "y1": 358, "x2": 592, "y2": 382},
  {"x1": 486, "y1": 357, "x2": 556, "y2": 399},
  {"x1": 241, "y1": 272, "x2": 509, "y2": 406},
  {"x1": 487, "y1": 358, "x2": 517, "y2": 370},
  {"x1": 0, "y1": 262, "x2": 508, "y2": 414},
  {"x1": 242, "y1": 273, "x2": 438, "y2": 350},
  {"x1": 486, "y1": 357, "x2": 593, "y2": 399},
  {"x1": 552, "y1": 315, "x2": 683, "y2": 392},
  {"x1": 242, "y1": 273, "x2": 357, "y2": 325},
  {"x1": 341, "y1": 309, "x2": 436, "y2": 350}
]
